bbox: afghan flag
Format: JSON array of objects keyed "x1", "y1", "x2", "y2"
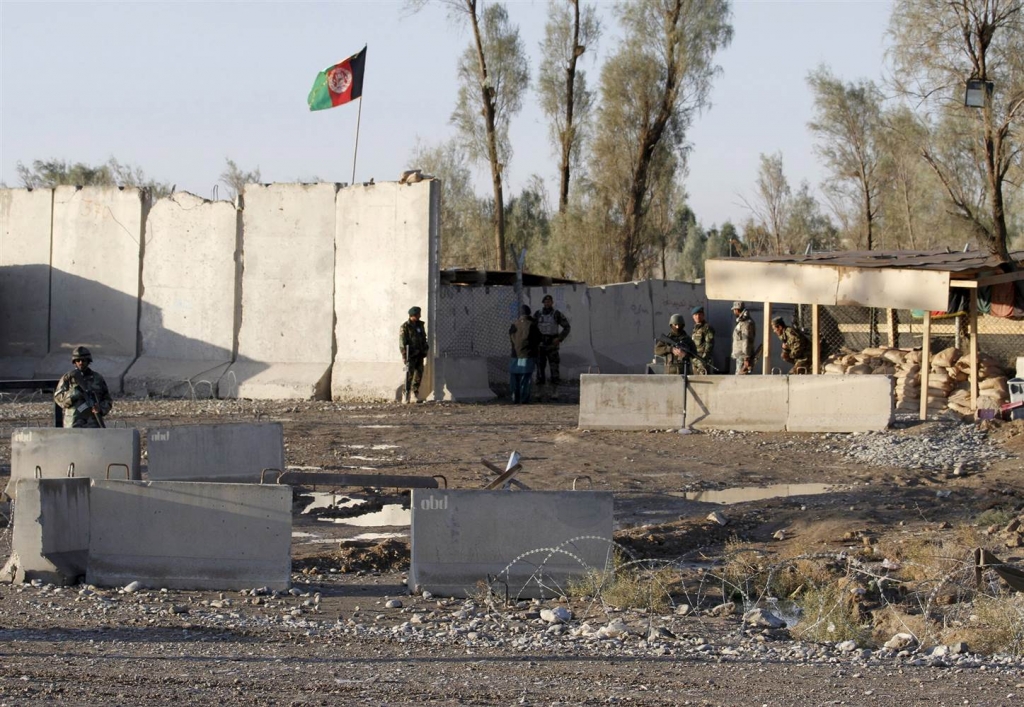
[{"x1": 307, "y1": 47, "x2": 366, "y2": 111}]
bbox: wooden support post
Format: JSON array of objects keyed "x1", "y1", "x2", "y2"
[
  {"x1": 886, "y1": 308, "x2": 897, "y2": 348},
  {"x1": 762, "y1": 302, "x2": 772, "y2": 375},
  {"x1": 812, "y1": 304, "x2": 820, "y2": 375},
  {"x1": 920, "y1": 311, "x2": 932, "y2": 421},
  {"x1": 970, "y1": 289, "x2": 979, "y2": 413}
]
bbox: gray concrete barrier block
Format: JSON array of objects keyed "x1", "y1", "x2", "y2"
[
  {"x1": 1, "y1": 478, "x2": 90, "y2": 585},
  {"x1": 579, "y1": 374, "x2": 686, "y2": 430},
  {"x1": 686, "y1": 376, "x2": 789, "y2": 432},
  {"x1": 409, "y1": 489, "x2": 614, "y2": 599},
  {"x1": 146, "y1": 423, "x2": 284, "y2": 482},
  {"x1": 86, "y1": 480, "x2": 291, "y2": 591},
  {"x1": 787, "y1": 375, "x2": 894, "y2": 432},
  {"x1": 7, "y1": 428, "x2": 141, "y2": 499}
]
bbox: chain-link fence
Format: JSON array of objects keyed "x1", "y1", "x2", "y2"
[
  {"x1": 434, "y1": 284, "x2": 521, "y2": 395},
  {"x1": 798, "y1": 304, "x2": 1024, "y2": 372}
]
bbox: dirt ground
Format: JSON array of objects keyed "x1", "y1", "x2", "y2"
[{"x1": 1, "y1": 396, "x2": 1023, "y2": 705}]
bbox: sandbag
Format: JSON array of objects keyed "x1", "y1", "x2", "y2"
[
  {"x1": 847, "y1": 364, "x2": 873, "y2": 375},
  {"x1": 823, "y1": 363, "x2": 847, "y2": 375},
  {"x1": 932, "y1": 347, "x2": 961, "y2": 368}
]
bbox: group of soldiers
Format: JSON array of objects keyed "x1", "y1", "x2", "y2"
[{"x1": 655, "y1": 301, "x2": 812, "y2": 375}]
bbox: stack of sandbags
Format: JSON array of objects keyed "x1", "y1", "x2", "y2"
[
  {"x1": 893, "y1": 362, "x2": 921, "y2": 411},
  {"x1": 946, "y1": 351, "x2": 1009, "y2": 415}
]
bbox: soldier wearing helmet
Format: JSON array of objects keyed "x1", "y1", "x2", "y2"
[
  {"x1": 731, "y1": 301, "x2": 757, "y2": 375},
  {"x1": 654, "y1": 314, "x2": 696, "y2": 375},
  {"x1": 690, "y1": 305, "x2": 715, "y2": 375},
  {"x1": 534, "y1": 294, "x2": 571, "y2": 400},
  {"x1": 53, "y1": 346, "x2": 113, "y2": 428},
  {"x1": 772, "y1": 316, "x2": 812, "y2": 374},
  {"x1": 399, "y1": 307, "x2": 429, "y2": 403}
]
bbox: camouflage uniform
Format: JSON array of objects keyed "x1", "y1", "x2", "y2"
[
  {"x1": 399, "y1": 318, "x2": 429, "y2": 400},
  {"x1": 54, "y1": 367, "x2": 112, "y2": 428},
  {"x1": 779, "y1": 325, "x2": 812, "y2": 374},
  {"x1": 654, "y1": 329, "x2": 696, "y2": 375},
  {"x1": 534, "y1": 305, "x2": 571, "y2": 392},
  {"x1": 691, "y1": 321, "x2": 715, "y2": 375}
]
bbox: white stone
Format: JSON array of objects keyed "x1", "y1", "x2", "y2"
[
  {"x1": 709, "y1": 602, "x2": 737, "y2": 617},
  {"x1": 884, "y1": 632, "x2": 917, "y2": 650},
  {"x1": 386, "y1": 599, "x2": 403, "y2": 609},
  {"x1": 707, "y1": 511, "x2": 729, "y2": 526},
  {"x1": 540, "y1": 607, "x2": 571, "y2": 624},
  {"x1": 742, "y1": 607, "x2": 786, "y2": 629},
  {"x1": 837, "y1": 640, "x2": 858, "y2": 653},
  {"x1": 598, "y1": 619, "x2": 630, "y2": 639},
  {"x1": 123, "y1": 581, "x2": 142, "y2": 594}
]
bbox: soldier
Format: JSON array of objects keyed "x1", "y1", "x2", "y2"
[
  {"x1": 772, "y1": 316, "x2": 813, "y2": 374},
  {"x1": 731, "y1": 301, "x2": 756, "y2": 375},
  {"x1": 508, "y1": 304, "x2": 541, "y2": 404},
  {"x1": 654, "y1": 314, "x2": 696, "y2": 375},
  {"x1": 54, "y1": 346, "x2": 112, "y2": 428},
  {"x1": 690, "y1": 305, "x2": 715, "y2": 374},
  {"x1": 399, "y1": 306, "x2": 429, "y2": 403},
  {"x1": 534, "y1": 294, "x2": 571, "y2": 399}
]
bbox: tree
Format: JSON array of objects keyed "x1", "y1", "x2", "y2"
[
  {"x1": 676, "y1": 219, "x2": 706, "y2": 281},
  {"x1": 742, "y1": 151, "x2": 791, "y2": 254},
  {"x1": 889, "y1": 0, "x2": 1024, "y2": 261},
  {"x1": 16, "y1": 157, "x2": 171, "y2": 197},
  {"x1": 592, "y1": 0, "x2": 733, "y2": 281},
  {"x1": 220, "y1": 158, "x2": 262, "y2": 201},
  {"x1": 788, "y1": 181, "x2": 838, "y2": 252},
  {"x1": 409, "y1": 1, "x2": 529, "y2": 270},
  {"x1": 538, "y1": 0, "x2": 600, "y2": 212},
  {"x1": 808, "y1": 67, "x2": 886, "y2": 251},
  {"x1": 504, "y1": 175, "x2": 551, "y2": 267}
]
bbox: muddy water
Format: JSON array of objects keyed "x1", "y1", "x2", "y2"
[{"x1": 677, "y1": 483, "x2": 837, "y2": 505}]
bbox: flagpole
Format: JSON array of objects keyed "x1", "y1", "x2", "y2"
[{"x1": 351, "y1": 96, "x2": 363, "y2": 185}]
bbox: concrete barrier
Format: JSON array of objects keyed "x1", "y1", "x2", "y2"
[
  {"x1": 787, "y1": 375, "x2": 894, "y2": 432},
  {"x1": 579, "y1": 374, "x2": 892, "y2": 432},
  {"x1": 220, "y1": 183, "x2": 338, "y2": 400},
  {"x1": 409, "y1": 489, "x2": 614, "y2": 599},
  {"x1": 0, "y1": 478, "x2": 90, "y2": 585},
  {"x1": 42, "y1": 186, "x2": 147, "y2": 390},
  {"x1": 588, "y1": 282, "x2": 654, "y2": 373},
  {"x1": 6, "y1": 428, "x2": 141, "y2": 499},
  {"x1": 146, "y1": 423, "x2": 284, "y2": 481},
  {"x1": 332, "y1": 181, "x2": 439, "y2": 401},
  {"x1": 434, "y1": 356, "x2": 496, "y2": 402},
  {"x1": 579, "y1": 374, "x2": 686, "y2": 430},
  {"x1": 86, "y1": 480, "x2": 291, "y2": 591},
  {"x1": 0, "y1": 188, "x2": 53, "y2": 378},
  {"x1": 125, "y1": 192, "x2": 240, "y2": 398}
]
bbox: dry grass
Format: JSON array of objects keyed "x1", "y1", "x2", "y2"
[
  {"x1": 793, "y1": 582, "x2": 870, "y2": 645},
  {"x1": 568, "y1": 555, "x2": 678, "y2": 612}
]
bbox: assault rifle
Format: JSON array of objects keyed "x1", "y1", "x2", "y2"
[
  {"x1": 655, "y1": 336, "x2": 719, "y2": 374},
  {"x1": 71, "y1": 370, "x2": 106, "y2": 428}
]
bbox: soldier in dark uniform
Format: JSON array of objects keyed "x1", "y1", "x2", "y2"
[
  {"x1": 509, "y1": 304, "x2": 541, "y2": 404},
  {"x1": 399, "y1": 306, "x2": 429, "y2": 403},
  {"x1": 53, "y1": 346, "x2": 112, "y2": 428},
  {"x1": 534, "y1": 294, "x2": 571, "y2": 399},
  {"x1": 772, "y1": 316, "x2": 813, "y2": 374},
  {"x1": 654, "y1": 314, "x2": 695, "y2": 375},
  {"x1": 690, "y1": 305, "x2": 715, "y2": 374}
]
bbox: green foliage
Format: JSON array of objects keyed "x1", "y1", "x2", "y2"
[{"x1": 16, "y1": 157, "x2": 172, "y2": 198}]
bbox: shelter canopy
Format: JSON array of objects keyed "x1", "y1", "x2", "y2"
[{"x1": 706, "y1": 249, "x2": 1024, "y2": 311}]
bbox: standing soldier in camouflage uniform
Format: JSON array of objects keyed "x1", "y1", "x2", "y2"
[
  {"x1": 399, "y1": 306, "x2": 429, "y2": 403},
  {"x1": 731, "y1": 301, "x2": 757, "y2": 374},
  {"x1": 772, "y1": 316, "x2": 813, "y2": 374},
  {"x1": 654, "y1": 314, "x2": 695, "y2": 374},
  {"x1": 534, "y1": 294, "x2": 571, "y2": 400},
  {"x1": 690, "y1": 305, "x2": 715, "y2": 374},
  {"x1": 54, "y1": 346, "x2": 112, "y2": 428}
]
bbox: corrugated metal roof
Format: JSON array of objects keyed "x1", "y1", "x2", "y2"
[{"x1": 733, "y1": 248, "x2": 1024, "y2": 278}]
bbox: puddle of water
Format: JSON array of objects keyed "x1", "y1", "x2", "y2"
[
  {"x1": 317, "y1": 504, "x2": 410, "y2": 527},
  {"x1": 358, "y1": 424, "x2": 396, "y2": 429},
  {"x1": 343, "y1": 444, "x2": 399, "y2": 450},
  {"x1": 346, "y1": 455, "x2": 388, "y2": 462},
  {"x1": 345, "y1": 532, "x2": 408, "y2": 543},
  {"x1": 301, "y1": 494, "x2": 363, "y2": 514},
  {"x1": 291, "y1": 531, "x2": 320, "y2": 538},
  {"x1": 677, "y1": 483, "x2": 837, "y2": 505}
]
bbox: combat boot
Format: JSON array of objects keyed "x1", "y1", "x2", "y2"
[
  {"x1": 549, "y1": 383, "x2": 560, "y2": 401},
  {"x1": 403, "y1": 390, "x2": 410, "y2": 404}
]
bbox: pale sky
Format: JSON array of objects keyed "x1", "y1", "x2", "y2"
[{"x1": 0, "y1": 0, "x2": 892, "y2": 229}]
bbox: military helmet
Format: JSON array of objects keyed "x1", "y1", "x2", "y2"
[
  {"x1": 408, "y1": 306, "x2": 422, "y2": 316},
  {"x1": 771, "y1": 316, "x2": 785, "y2": 328},
  {"x1": 669, "y1": 313, "x2": 685, "y2": 326},
  {"x1": 71, "y1": 346, "x2": 92, "y2": 362}
]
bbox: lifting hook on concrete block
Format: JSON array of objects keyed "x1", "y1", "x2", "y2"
[
  {"x1": 106, "y1": 463, "x2": 130, "y2": 480},
  {"x1": 572, "y1": 475, "x2": 593, "y2": 491},
  {"x1": 259, "y1": 467, "x2": 284, "y2": 484},
  {"x1": 34, "y1": 465, "x2": 42, "y2": 479},
  {"x1": 66, "y1": 462, "x2": 75, "y2": 478},
  {"x1": 432, "y1": 475, "x2": 448, "y2": 489}
]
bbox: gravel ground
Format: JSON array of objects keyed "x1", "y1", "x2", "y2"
[{"x1": 1, "y1": 397, "x2": 1024, "y2": 704}]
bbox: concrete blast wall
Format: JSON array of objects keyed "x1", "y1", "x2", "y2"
[
  {"x1": 1, "y1": 478, "x2": 91, "y2": 585},
  {"x1": 0, "y1": 188, "x2": 53, "y2": 378},
  {"x1": 409, "y1": 489, "x2": 614, "y2": 598},
  {"x1": 332, "y1": 181, "x2": 439, "y2": 401},
  {"x1": 588, "y1": 281, "x2": 655, "y2": 374},
  {"x1": 146, "y1": 423, "x2": 284, "y2": 481},
  {"x1": 221, "y1": 183, "x2": 338, "y2": 400},
  {"x1": 125, "y1": 192, "x2": 240, "y2": 397},
  {"x1": 579, "y1": 374, "x2": 893, "y2": 432},
  {"x1": 43, "y1": 186, "x2": 147, "y2": 389}
]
